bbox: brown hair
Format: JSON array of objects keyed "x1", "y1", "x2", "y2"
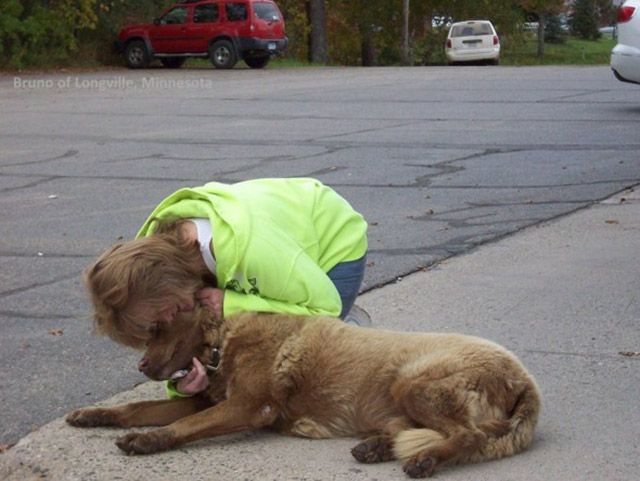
[{"x1": 84, "y1": 221, "x2": 208, "y2": 349}]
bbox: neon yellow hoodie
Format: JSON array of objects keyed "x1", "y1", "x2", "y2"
[{"x1": 137, "y1": 178, "x2": 368, "y2": 318}]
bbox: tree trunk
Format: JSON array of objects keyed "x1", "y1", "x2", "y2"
[
  {"x1": 401, "y1": 0, "x2": 410, "y2": 65},
  {"x1": 537, "y1": 13, "x2": 546, "y2": 57},
  {"x1": 308, "y1": 0, "x2": 328, "y2": 64},
  {"x1": 361, "y1": 26, "x2": 375, "y2": 66}
]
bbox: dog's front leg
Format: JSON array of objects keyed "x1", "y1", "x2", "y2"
[
  {"x1": 67, "y1": 396, "x2": 211, "y2": 428},
  {"x1": 116, "y1": 397, "x2": 278, "y2": 455}
]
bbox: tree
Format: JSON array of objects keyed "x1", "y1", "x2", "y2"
[
  {"x1": 545, "y1": 14, "x2": 568, "y2": 44},
  {"x1": 0, "y1": 0, "x2": 98, "y2": 68},
  {"x1": 308, "y1": 0, "x2": 328, "y2": 63},
  {"x1": 570, "y1": 0, "x2": 599, "y2": 39},
  {"x1": 519, "y1": 0, "x2": 565, "y2": 56},
  {"x1": 401, "y1": 0, "x2": 410, "y2": 65}
]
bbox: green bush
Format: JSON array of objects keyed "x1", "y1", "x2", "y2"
[{"x1": 0, "y1": 0, "x2": 83, "y2": 68}]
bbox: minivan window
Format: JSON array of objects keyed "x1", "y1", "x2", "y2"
[
  {"x1": 254, "y1": 2, "x2": 280, "y2": 21},
  {"x1": 160, "y1": 7, "x2": 188, "y2": 25},
  {"x1": 451, "y1": 22, "x2": 492, "y2": 37},
  {"x1": 226, "y1": 3, "x2": 248, "y2": 21},
  {"x1": 194, "y1": 4, "x2": 219, "y2": 23}
]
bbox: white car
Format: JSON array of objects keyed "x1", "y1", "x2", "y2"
[
  {"x1": 445, "y1": 20, "x2": 500, "y2": 65},
  {"x1": 611, "y1": 0, "x2": 640, "y2": 84}
]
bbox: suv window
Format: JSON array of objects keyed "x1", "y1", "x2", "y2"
[
  {"x1": 225, "y1": 3, "x2": 248, "y2": 21},
  {"x1": 254, "y1": 2, "x2": 280, "y2": 21},
  {"x1": 160, "y1": 7, "x2": 188, "y2": 25},
  {"x1": 194, "y1": 3, "x2": 219, "y2": 23}
]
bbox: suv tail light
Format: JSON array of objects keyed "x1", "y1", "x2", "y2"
[
  {"x1": 618, "y1": 5, "x2": 636, "y2": 23},
  {"x1": 446, "y1": 39, "x2": 452, "y2": 48},
  {"x1": 493, "y1": 35, "x2": 499, "y2": 45}
]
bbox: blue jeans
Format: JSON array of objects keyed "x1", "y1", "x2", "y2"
[{"x1": 326, "y1": 255, "x2": 367, "y2": 319}]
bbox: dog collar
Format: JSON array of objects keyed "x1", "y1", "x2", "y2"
[{"x1": 206, "y1": 347, "x2": 221, "y2": 372}]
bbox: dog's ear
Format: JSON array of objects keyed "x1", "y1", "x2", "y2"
[{"x1": 196, "y1": 305, "x2": 223, "y2": 329}]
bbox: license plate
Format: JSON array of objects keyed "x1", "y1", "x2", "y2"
[{"x1": 268, "y1": 42, "x2": 276, "y2": 51}]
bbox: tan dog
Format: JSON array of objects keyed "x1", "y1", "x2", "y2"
[{"x1": 67, "y1": 309, "x2": 540, "y2": 478}]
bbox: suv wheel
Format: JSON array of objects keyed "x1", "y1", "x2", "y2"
[
  {"x1": 124, "y1": 40, "x2": 150, "y2": 69},
  {"x1": 161, "y1": 57, "x2": 186, "y2": 69},
  {"x1": 209, "y1": 40, "x2": 237, "y2": 69},
  {"x1": 245, "y1": 56, "x2": 270, "y2": 69}
]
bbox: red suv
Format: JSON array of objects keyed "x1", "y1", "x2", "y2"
[{"x1": 117, "y1": 0, "x2": 287, "y2": 69}]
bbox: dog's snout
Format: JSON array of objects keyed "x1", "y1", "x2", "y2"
[{"x1": 138, "y1": 357, "x2": 150, "y2": 373}]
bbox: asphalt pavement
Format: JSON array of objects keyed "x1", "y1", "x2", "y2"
[
  {"x1": 1, "y1": 187, "x2": 637, "y2": 481},
  {"x1": 2, "y1": 66, "x2": 640, "y2": 445}
]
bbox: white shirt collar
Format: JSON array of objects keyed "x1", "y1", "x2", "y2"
[{"x1": 189, "y1": 218, "x2": 216, "y2": 274}]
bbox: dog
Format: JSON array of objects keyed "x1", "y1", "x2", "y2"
[{"x1": 67, "y1": 309, "x2": 540, "y2": 478}]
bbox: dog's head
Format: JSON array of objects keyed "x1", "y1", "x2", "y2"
[{"x1": 136, "y1": 306, "x2": 219, "y2": 381}]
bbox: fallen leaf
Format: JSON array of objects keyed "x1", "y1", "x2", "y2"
[
  {"x1": 619, "y1": 351, "x2": 639, "y2": 357},
  {"x1": 605, "y1": 220, "x2": 619, "y2": 225},
  {"x1": 48, "y1": 328, "x2": 64, "y2": 336}
]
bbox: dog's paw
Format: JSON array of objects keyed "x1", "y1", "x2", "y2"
[
  {"x1": 66, "y1": 407, "x2": 119, "y2": 428},
  {"x1": 402, "y1": 456, "x2": 436, "y2": 478},
  {"x1": 351, "y1": 436, "x2": 395, "y2": 463},
  {"x1": 116, "y1": 429, "x2": 176, "y2": 455}
]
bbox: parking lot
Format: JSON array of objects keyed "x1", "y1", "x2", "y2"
[{"x1": 1, "y1": 65, "x2": 640, "y2": 445}]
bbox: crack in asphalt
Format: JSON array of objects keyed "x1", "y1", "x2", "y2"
[
  {"x1": 0, "y1": 272, "x2": 80, "y2": 299},
  {"x1": 4, "y1": 108, "x2": 640, "y2": 124},
  {"x1": 0, "y1": 251, "x2": 94, "y2": 258},
  {"x1": 0, "y1": 176, "x2": 57, "y2": 194},
  {"x1": 0, "y1": 310, "x2": 81, "y2": 320},
  {"x1": 0, "y1": 149, "x2": 78, "y2": 168},
  {"x1": 2, "y1": 133, "x2": 640, "y2": 151},
  {"x1": 522, "y1": 348, "x2": 640, "y2": 361},
  {"x1": 3, "y1": 170, "x2": 637, "y2": 192}
]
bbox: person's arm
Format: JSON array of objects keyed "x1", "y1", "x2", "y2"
[
  {"x1": 223, "y1": 289, "x2": 340, "y2": 317},
  {"x1": 220, "y1": 249, "x2": 342, "y2": 318}
]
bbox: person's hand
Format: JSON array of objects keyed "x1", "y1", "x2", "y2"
[
  {"x1": 196, "y1": 287, "x2": 224, "y2": 321},
  {"x1": 176, "y1": 357, "x2": 210, "y2": 395}
]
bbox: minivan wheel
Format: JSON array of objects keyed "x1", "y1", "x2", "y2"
[
  {"x1": 161, "y1": 57, "x2": 186, "y2": 69},
  {"x1": 125, "y1": 40, "x2": 150, "y2": 69},
  {"x1": 245, "y1": 56, "x2": 270, "y2": 69},
  {"x1": 209, "y1": 40, "x2": 237, "y2": 69}
]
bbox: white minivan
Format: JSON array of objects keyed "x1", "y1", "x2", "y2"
[
  {"x1": 611, "y1": 0, "x2": 640, "y2": 84},
  {"x1": 445, "y1": 20, "x2": 500, "y2": 65}
]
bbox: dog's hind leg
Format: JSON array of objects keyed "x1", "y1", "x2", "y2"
[
  {"x1": 351, "y1": 416, "x2": 413, "y2": 464},
  {"x1": 391, "y1": 371, "x2": 491, "y2": 478}
]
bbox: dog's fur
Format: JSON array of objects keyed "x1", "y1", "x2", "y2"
[{"x1": 67, "y1": 309, "x2": 540, "y2": 478}]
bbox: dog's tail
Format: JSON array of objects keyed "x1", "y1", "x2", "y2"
[
  {"x1": 472, "y1": 379, "x2": 541, "y2": 462},
  {"x1": 393, "y1": 379, "x2": 541, "y2": 464}
]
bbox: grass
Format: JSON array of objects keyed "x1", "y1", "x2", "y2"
[
  {"x1": 183, "y1": 57, "x2": 325, "y2": 69},
  {"x1": 3, "y1": 36, "x2": 616, "y2": 72},
  {"x1": 502, "y1": 36, "x2": 616, "y2": 66}
]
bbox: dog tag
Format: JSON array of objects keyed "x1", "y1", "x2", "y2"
[{"x1": 170, "y1": 369, "x2": 190, "y2": 381}]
